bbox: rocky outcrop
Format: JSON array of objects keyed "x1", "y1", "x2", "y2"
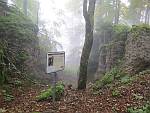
[
  {"x1": 94, "y1": 24, "x2": 150, "y2": 80},
  {"x1": 124, "y1": 25, "x2": 150, "y2": 74},
  {"x1": 95, "y1": 25, "x2": 129, "y2": 79}
]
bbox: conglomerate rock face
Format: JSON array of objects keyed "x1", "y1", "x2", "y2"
[
  {"x1": 95, "y1": 25, "x2": 150, "y2": 79},
  {"x1": 124, "y1": 25, "x2": 150, "y2": 74},
  {"x1": 95, "y1": 26, "x2": 128, "y2": 79}
]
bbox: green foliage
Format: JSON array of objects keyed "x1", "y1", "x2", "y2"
[
  {"x1": 0, "y1": 4, "x2": 38, "y2": 42},
  {"x1": 0, "y1": 108, "x2": 7, "y2": 113},
  {"x1": 125, "y1": 0, "x2": 148, "y2": 24},
  {"x1": 4, "y1": 93, "x2": 14, "y2": 102},
  {"x1": 133, "y1": 93, "x2": 143, "y2": 100},
  {"x1": 112, "y1": 24, "x2": 130, "y2": 42},
  {"x1": 132, "y1": 24, "x2": 150, "y2": 32},
  {"x1": 13, "y1": 79, "x2": 22, "y2": 86},
  {"x1": 36, "y1": 87, "x2": 52, "y2": 101},
  {"x1": 113, "y1": 24, "x2": 130, "y2": 34},
  {"x1": 94, "y1": 66, "x2": 147, "y2": 91},
  {"x1": 93, "y1": 68, "x2": 127, "y2": 90},
  {"x1": 0, "y1": 41, "x2": 7, "y2": 85},
  {"x1": 95, "y1": 0, "x2": 116, "y2": 25},
  {"x1": 55, "y1": 82, "x2": 65, "y2": 98},
  {"x1": 139, "y1": 69, "x2": 150, "y2": 76},
  {"x1": 0, "y1": 3, "x2": 39, "y2": 85},
  {"x1": 127, "y1": 104, "x2": 150, "y2": 113},
  {"x1": 131, "y1": 24, "x2": 150, "y2": 39},
  {"x1": 36, "y1": 82, "x2": 65, "y2": 101},
  {"x1": 16, "y1": 51, "x2": 29, "y2": 63},
  {"x1": 12, "y1": 0, "x2": 39, "y2": 24},
  {"x1": 112, "y1": 89, "x2": 121, "y2": 97},
  {"x1": 2, "y1": 90, "x2": 14, "y2": 102},
  {"x1": 120, "y1": 76, "x2": 133, "y2": 84},
  {"x1": 112, "y1": 107, "x2": 118, "y2": 113}
]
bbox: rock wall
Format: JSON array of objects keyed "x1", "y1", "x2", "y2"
[
  {"x1": 124, "y1": 25, "x2": 150, "y2": 74},
  {"x1": 94, "y1": 24, "x2": 129, "y2": 79},
  {"x1": 95, "y1": 24, "x2": 150, "y2": 79}
]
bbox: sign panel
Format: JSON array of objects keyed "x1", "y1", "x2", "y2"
[{"x1": 46, "y1": 51, "x2": 65, "y2": 73}]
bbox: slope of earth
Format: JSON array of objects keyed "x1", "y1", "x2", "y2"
[{"x1": 0, "y1": 74, "x2": 149, "y2": 113}]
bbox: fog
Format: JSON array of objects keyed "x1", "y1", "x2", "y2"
[
  {"x1": 38, "y1": 0, "x2": 84, "y2": 87},
  {"x1": 37, "y1": 0, "x2": 130, "y2": 87}
]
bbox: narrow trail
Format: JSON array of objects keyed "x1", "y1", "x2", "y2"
[{"x1": 0, "y1": 74, "x2": 150, "y2": 113}]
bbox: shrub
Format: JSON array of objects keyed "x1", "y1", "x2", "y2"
[
  {"x1": 36, "y1": 82, "x2": 64, "y2": 101},
  {"x1": 127, "y1": 104, "x2": 150, "y2": 113},
  {"x1": 13, "y1": 80, "x2": 22, "y2": 86},
  {"x1": 36, "y1": 88, "x2": 52, "y2": 101},
  {"x1": 93, "y1": 68, "x2": 127, "y2": 91},
  {"x1": 139, "y1": 69, "x2": 150, "y2": 76},
  {"x1": 112, "y1": 89, "x2": 121, "y2": 97},
  {"x1": 2, "y1": 90, "x2": 14, "y2": 102},
  {"x1": 120, "y1": 76, "x2": 132, "y2": 84}
]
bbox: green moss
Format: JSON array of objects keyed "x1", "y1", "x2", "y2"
[
  {"x1": 113, "y1": 24, "x2": 130, "y2": 34},
  {"x1": 130, "y1": 24, "x2": 150, "y2": 39},
  {"x1": 132, "y1": 24, "x2": 150, "y2": 32}
]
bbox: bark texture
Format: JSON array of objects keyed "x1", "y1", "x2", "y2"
[{"x1": 78, "y1": 0, "x2": 96, "y2": 90}]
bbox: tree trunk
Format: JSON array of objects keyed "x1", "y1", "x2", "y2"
[
  {"x1": 78, "y1": 0, "x2": 96, "y2": 90},
  {"x1": 0, "y1": 0, "x2": 8, "y2": 16},
  {"x1": 23, "y1": 0, "x2": 27, "y2": 16},
  {"x1": 36, "y1": 1, "x2": 39, "y2": 25},
  {"x1": 114, "y1": 0, "x2": 120, "y2": 24},
  {"x1": 145, "y1": 5, "x2": 150, "y2": 24}
]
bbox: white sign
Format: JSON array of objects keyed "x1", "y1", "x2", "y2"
[{"x1": 46, "y1": 51, "x2": 65, "y2": 73}]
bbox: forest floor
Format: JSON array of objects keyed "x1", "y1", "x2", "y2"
[{"x1": 0, "y1": 74, "x2": 150, "y2": 113}]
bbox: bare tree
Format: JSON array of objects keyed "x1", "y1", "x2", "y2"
[{"x1": 78, "y1": 0, "x2": 96, "y2": 90}]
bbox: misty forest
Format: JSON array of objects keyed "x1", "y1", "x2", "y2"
[{"x1": 0, "y1": 0, "x2": 150, "y2": 113}]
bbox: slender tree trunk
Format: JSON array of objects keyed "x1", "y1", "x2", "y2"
[
  {"x1": 78, "y1": 0, "x2": 96, "y2": 90},
  {"x1": 23, "y1": 0, "x2": 27, "y2": 16},
  {"x1": 145, "y1": 5, "x2": 150, "y2": 24},
  {"x1": 0, "y1": 0, "x2": 8, "y2": 16},
  {"x1": 114, "y1": 0, "x2": 120, "y2": 24},
  {"x1": 37, "y1": 0, "x2": 39, "y2": 25}
]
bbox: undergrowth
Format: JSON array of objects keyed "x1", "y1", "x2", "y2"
[
  {"x1": 36, "y1": 82, "x2": 65, "y2": 101},
  {"x1": 127, "y1": 103, "x2": 150, "y2": 113},
  {"x1": 93, "y1": 68, "x2": 131, "y2": 91},
  {"x1": 0, "y1": 2, "x2": 38, "y2": 86}
]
